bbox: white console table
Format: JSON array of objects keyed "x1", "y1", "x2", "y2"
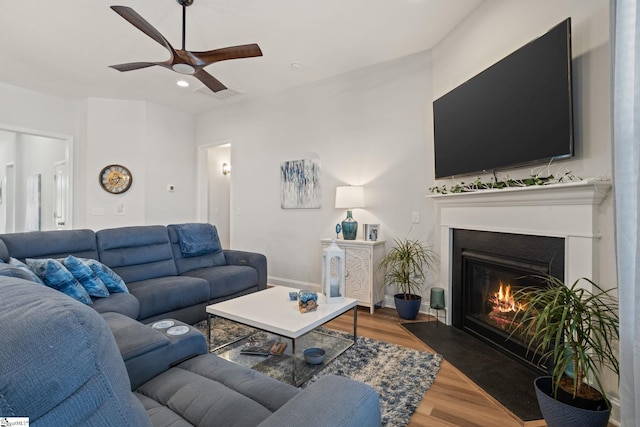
[{"x1": 321, "y1": 239, "x2": 386, "y2": 314}]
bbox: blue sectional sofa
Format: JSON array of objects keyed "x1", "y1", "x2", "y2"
[
  {"x1": 0, "y1": 223, "x2": 267, "y2": 324},
  {"x1": 0, "y1": 224, "x2": 382, "y2": 426},
  {"x1": 0, "y1": 276, "x2": 382, "y2": 426}
]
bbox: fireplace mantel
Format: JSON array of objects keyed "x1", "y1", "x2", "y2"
[
  {"x1": 427, "y1": 178, "x2": 611, "y2": 208},
  {"x1": 428, "y1": 179, "x2": 612, "y2": 325}
]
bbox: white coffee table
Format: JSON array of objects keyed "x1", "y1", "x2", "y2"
[{"x1": 206, "y1": 286, "x2": 358, "y2": 384}]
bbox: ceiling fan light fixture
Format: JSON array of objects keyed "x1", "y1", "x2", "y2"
[{"x1": 172, "y1": 63, "x2": 195, "y2": 74}]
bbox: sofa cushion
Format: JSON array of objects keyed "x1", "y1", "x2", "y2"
[
  {"x1": 26, "y1": 258, "x2": 93, "y2": 305},
  {"x1": 92, "y1": 291, "x2": 141, "y2": 319},
  {"x1": 182, "y1": 265, "x2": 259, "y2": 300},
  {"x1": 0, "y1": 229, "x2": 99, "y2": 260},
  {"x1": 168, "y1": 225, "x2": 227, "y2": 275},
  {"x1": 126, "y1": 276, "x2": 210, "y2": 321},
  {"x1": 97, "y1": 226, "x2": 178, "y2": 283},
  {"x1": 83, "y1": 258, "x2": 129, "y2": 294},
  {"x1": 63, "y1": 255, "x2": 109, "y2": 297},
  {"x1": 135, "y1": 354, "x2": 299, "y2": 426},
  {"x1": 0, "y1": 277, "x2": 152, "y2": 426}
]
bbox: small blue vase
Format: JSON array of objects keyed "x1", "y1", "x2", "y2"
[{"x1": 341, "y1": 210, "x2": 358, "y2": 240}]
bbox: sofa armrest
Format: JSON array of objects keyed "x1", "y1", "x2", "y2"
[
  {"x1": 224, "y1": 250, "x2": 267, "y2": 290},
  {"x1": 103, "y1": 313, "x2": 208, "y2": 390},
  {"x1": 257, "y1": 375, "x2": 381, "y2": 427}
]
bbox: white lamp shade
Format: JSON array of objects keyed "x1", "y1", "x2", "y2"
[{"x1": 335, "y1": 186, "x2": 365, "y2": 209}]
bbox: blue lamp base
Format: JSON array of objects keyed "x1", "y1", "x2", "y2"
[{"x1": 341, "y1": 210, "x2": 358, "y2": 240}]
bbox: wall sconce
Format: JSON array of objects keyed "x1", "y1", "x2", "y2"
[{"x1": 222, "y1": 163, "x2": 231, "y2": 175}]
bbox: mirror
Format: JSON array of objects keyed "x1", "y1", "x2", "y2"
[{"x1": 0, "y1": 128, "x2": 73, "y2": 233}]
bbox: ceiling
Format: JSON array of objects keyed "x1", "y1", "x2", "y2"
[{"x1": 0, "y1": 0, "x2": 482, "y2": 115}]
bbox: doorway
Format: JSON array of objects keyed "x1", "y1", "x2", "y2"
[
  {"x1": 197, "y1": 141, "x2": 231, "y2": 248},
  {"x1": 0, "y1": 127, "x2": 73, "y2": 232}
]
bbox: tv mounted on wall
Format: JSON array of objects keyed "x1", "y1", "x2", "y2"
[{"x1": 433, "y1": 18, "x2": 574, "y2": 180}]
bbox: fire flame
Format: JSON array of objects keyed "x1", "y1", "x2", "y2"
[{"x1": 490, "y1": 282, "x2": 525, "y2": 313}]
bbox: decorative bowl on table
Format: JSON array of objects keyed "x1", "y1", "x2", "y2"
[{"x1": 303, "y1": 347, "x2": 325, "y2": 365}]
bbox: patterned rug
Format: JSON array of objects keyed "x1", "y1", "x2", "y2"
[{"x1": 194, "y1": 319, "x2": 443, "y2": 427}]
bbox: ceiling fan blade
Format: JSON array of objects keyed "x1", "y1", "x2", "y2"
[
  {"x1": 109, "y1": 62, "x2": 157, "y2": 72},
  {"x1": 111, "y1": 6, "x2": 175, "y2": 54},
  {"x1": 194, "y1": 69, "x2": 227, "y2": 92},
  {"x1": 191, "y1": 44, "x2": 263, "y2": 65}
]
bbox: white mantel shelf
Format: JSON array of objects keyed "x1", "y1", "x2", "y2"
[
  {"x1": 427, "y1": 178, "x2": 611, "y2": 208},
  {"x1": 430, "y1": 178, "x2": 612, "y2": 326}
]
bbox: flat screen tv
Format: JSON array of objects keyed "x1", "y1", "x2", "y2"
[{"x1": 433, "y1": 18, "x2": 574, "y2": 179}]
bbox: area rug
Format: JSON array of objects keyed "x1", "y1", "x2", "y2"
[
  {"x1": 194, "y1": 319, "x2": 443, "y2": 427},
  {"x1": 402, "y1": 321, "x2": 542, "y2": 421}
]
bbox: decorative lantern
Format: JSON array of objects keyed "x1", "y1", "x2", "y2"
[{"x1": 322, "y1": 240, "x2": 346, "y2": 303}]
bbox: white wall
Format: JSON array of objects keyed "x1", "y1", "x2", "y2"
[
  {"x1": 0, "y1": 84, "x2": 198, "y2": 231},
  {"x1": 197, "y1": 50, "x2": 435, "y2": 289},
  {"x1": 81, "y1": 98, "x2": 197, "y2": 229}
]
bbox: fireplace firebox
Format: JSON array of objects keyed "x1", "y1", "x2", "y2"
[{"x1": 451, "y1": 229, "x2": 564, "y2": 371}]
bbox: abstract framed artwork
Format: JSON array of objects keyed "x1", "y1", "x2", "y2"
[{"x1": 280, "y1": 159, "x2": 321, "y2": 209}]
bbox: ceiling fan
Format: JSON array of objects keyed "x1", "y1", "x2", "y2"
[{"x1": 109, "y1": 0, "x2": 263, "y2": 93}]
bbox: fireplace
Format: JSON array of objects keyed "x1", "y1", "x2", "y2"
[{"x1": 451, "y1": 229, "x2": 564, "y2": 370}]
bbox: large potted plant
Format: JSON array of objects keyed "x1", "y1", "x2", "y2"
[
  {"x1": 510, "y1": 275, "x2": 619, "y2": 427},
  {"x1": 377, "y1": 238, "x2": 438, "y2": 320}
]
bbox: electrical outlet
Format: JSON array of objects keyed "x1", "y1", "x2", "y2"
[{"x1": 412, "y1": 211, "x2": 420, "y2": 224}]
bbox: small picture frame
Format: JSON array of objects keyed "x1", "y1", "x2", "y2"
[{"x1": 364, "y1": 224, "x2": 380, "y2": 241}]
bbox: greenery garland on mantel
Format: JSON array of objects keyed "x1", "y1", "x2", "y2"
[{"x1": 428, "y1": 170, "x2": 585, "y2": 195}]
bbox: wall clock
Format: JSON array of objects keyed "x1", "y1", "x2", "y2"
[{"x1": 99, "y1": 164, "x2": 132, "y2": 194}]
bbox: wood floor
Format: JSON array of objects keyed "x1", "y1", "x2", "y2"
[{"x1": 324, "y1": 306, "x2": 547, "y2": 427}]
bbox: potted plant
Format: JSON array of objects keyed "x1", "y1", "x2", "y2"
[
  {"x1": 510, "y1": 275, "x2": 619, "y2": 427},
  {"x1": 377, "y1": 238, "x2": 438, "y2": 320}
]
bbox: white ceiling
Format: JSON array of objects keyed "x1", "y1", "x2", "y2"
[{"x1": 0, "y1": 0, "x2": 482, "y2": 115}]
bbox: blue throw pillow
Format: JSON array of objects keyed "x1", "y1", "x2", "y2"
[
  {"x1": 25, "y1": 258, "x2": 92, "y2": 305},
  {"x1": 8, "y1": 258, "x2": 45, "y2": 285},
  {"x1": 82, "y1": 258, "x2": 129, "y2": 294},
  {"x1": 63, "y1": 256, "x2": 109, "y2": 298}
]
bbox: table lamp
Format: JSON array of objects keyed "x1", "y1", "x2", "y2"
[{"x1": 335, "y1": 186, "x2": 365, "y2": 240}]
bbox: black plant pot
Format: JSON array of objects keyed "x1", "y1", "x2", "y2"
[
  {"x1": 394, "y1": 294, "x2": 422, "y2": 320},
  {"x1": 534, "y1": 376, "x2": 610, "y2": 427}
]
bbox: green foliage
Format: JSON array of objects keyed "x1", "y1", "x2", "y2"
[
  {"x1": 510, "y1": 275, "x2": 619, "y2": 405},
  {"x1": 377, "y1": 238, "x2": 439, "y2": 299},
  {"x1": 429, "y1": 171, "x2": 581, "y2": 195}
]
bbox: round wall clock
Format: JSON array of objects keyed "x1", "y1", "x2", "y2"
[{"x1": 99, "y1": 164, "x2": 132, "y2": 194}]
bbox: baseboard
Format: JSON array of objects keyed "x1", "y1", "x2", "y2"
[
  {"x1": 608, "y1": 397, "x2": 621, "y2": 426},
  {"x1": 267, "y1": 276, "x2": 321, "y2": 293}
]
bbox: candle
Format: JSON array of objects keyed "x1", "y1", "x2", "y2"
[{"x1": 430, "y1": 287, "x2": 445, "y2": 309}]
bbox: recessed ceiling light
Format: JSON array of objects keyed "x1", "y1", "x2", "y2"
[{"x1": 177, "y1": 80, "x2": 189, "y2": 88}]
